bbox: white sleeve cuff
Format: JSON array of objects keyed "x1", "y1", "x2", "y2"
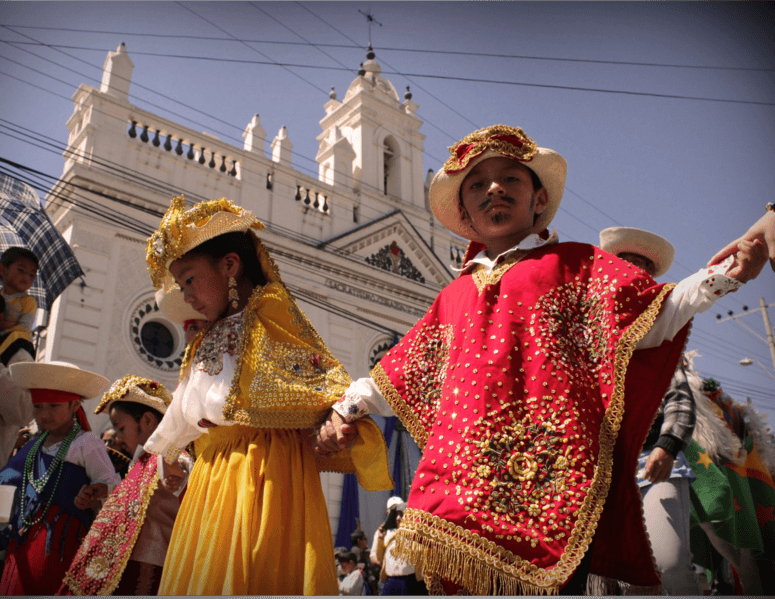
[{"x1": 331, "y1": 377, "x2": 395, "y2": 422}]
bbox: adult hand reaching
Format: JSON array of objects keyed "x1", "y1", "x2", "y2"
[{"x1": 708, "y1": 210, "x2": 775, "y2": 272}]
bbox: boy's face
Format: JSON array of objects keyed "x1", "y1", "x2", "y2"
[
  {"x1": 617, "y1": 252, "x2": 656, "y2": 277},
  {"x1": 0, "y1": 257, "x2": 38, "y2": 295},
  {"x1": 460, "y1": 157, "x2": 548, "y2": 251},
  {"x1": 170, "y1": 254, "x2": 229, "y2": 322}
]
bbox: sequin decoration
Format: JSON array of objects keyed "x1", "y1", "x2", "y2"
[
  {"x1": 194, "y1": 315, "x2": 242, "y2": 376},
  {"x1": 532, "y1": 279, "x2": 614, "y2": 390}
]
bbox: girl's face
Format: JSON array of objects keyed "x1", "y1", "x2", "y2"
[
  {"x1": 170, "y1": 254, "x2": 230, "y2": 322},
  {"x1": 33, "y1": 401, "x2": 79, "y2": 436},
  {"x1": 109, "y1": 406, "x2": 158, "y2": 455}
]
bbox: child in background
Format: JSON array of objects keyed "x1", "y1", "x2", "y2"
[
  {"x1": 142, "y1": 197, "x2": 392, "y2": 595},
  {"x1": 155, "y1": 286, "x2": 208, "y2": 347},
  {"x1": 0, "y1": 247, "x2": 39, "y2": 366},
  {"x1": 0, "y1": 361, "x2": 120, "y2": 595},
  {"x1": 61, "y1": 376, "x2": 190, "y2": 595}
]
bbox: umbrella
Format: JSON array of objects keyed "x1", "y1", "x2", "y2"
[{"x1": 0, "y1": 174, "x2": 84, "y2": 314}]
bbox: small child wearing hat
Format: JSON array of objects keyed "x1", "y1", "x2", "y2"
[
  {"x1": 61, "y1": 376, "x2": 191, "y2": 596},
  {"x1": 0, "y1": 361, "x2": 120, "y2": 595}
]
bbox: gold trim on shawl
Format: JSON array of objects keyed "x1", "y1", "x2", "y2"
[
  {"x1": 371, "y1": 363, "x2": 429, "y2": 450},
  {"x1": 63, "y1": 463, "x2": 160, "y2": 595},
  {"x1": 390, "y1": 283, "x2": 677, "y2": 595}
]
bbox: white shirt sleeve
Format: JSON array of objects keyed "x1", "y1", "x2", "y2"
[
  {"x1": 637, "y1": 256, "x2": 742, "y2": 349},
  {"x1": 332, "y1": 377, "x2": 395, "y2": 422},
  {"x1": 60, "y1": 432, "x2": 122, "y2": 492},
  {"x1": 339, "y1": 569, "x2": 365, "y2": 596}
]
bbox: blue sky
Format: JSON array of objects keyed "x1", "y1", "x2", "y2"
[{"x1": 1, "y1": 2, "x2": 773, "y2": 425}]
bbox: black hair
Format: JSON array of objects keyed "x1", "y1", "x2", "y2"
[
  {"x1": 337, "y1": 551, "x2": 358, "y2": 564},
  {"x1": 0, "y1": 247, "x2": 39, "y2": 269},
  {"x1": 0, "y1": 295, "x2": 5, "y2": 313},
  {"x1": 184, "y1": 231, "x2": 267, "y2": 288},
  {"x1": 383, "y1": 507, "x2": 403, "y2": 531},
  {"x1": 109, "y1": 400, "x2": 163, "y2": 424},
  {"x1": 351, "y1": 530, "x2": 366, "y2": 545}
]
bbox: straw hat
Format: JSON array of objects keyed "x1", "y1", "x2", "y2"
[
  {"x1": 94, "y1": 375, "x2": 172, "y2": 416},
  {"x1": 147, "y1": 196, "x2": 265, "y2": 291},
  {"x1": 386, "y1": 496, "x2": 406, "y2": 511},
  {"x1": 155, "y1": 286, "x2": 201, "y2": 325},
  {"x1": 10, "y1": 361, "x2": 109, "y2": 399},
  {"x1": 599, "y1": 227, "x2": 675, "y2": 278},
  {"x1": 429, "y1": 125, "x2": 567, "y2": 243}
]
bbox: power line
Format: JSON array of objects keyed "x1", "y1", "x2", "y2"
[
  {"x1": 4, "y1": 38, "x2": 772, "y2": 107},
  {"x1": 4, "y1": 25, "x2": 771, "y2": 72}
]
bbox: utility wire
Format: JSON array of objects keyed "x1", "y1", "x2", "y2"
[
  {"x1": 4, "y1": 38, "x2": 772, "y2": 107},
  {"x1": 8, "y1": 25, "x2": 770, "y2": 72}
]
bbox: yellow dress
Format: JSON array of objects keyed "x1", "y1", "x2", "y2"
[{"x1": 146, "y1": 280, "x2": 392, "y2": 595}]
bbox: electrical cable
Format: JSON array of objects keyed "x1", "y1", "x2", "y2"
[{"x1": 4, "y1": 25, "x2": 772, "y2": 73}]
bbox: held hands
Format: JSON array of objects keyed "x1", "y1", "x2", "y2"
[
  {"x1": 161, "y1": 459, "x2": 186, "y2": 493},
  {"x1": 708, "y1": 211, "x2": 775, "y2": 273},
  {"x1": 643, "y1": 447, "x2": 674, "y2": 484},
  {"x1": 314, "y1": 408, "x2": 358, "y2": 458},
  {"x1": 724, "y1": 238, "x2": 769, "y2": 283},
  {"x1": 74, "y1": 483, "x2": 108, "y2": 511}
]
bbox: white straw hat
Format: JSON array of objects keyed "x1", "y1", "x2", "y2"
[
  {"x1": 10, "y1": 361, "x2": 109, "y2": 399},
  {"x1": 599, "y1": 227, "x2": 675, "y2": 278},
  {"x1": 429, "y1": 125, "x2": 567, "y2": 243},
  {"x1": 155, "y1": 287, "x2": 202, "y2": 325}
]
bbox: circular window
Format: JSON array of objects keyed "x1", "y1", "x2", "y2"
[
  {"x1": 129, "y1": 299, "x2": 185, "y2": 372},
  {"x1": 140, "y1": 321, "x2": 175, "y2": 359},
  {"x1": 369, "y1": 336, "x2": 398, "y2": 370}
]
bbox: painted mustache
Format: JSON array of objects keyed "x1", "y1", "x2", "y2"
[{"x1": 478, "y1": 196, "x2": 516, "y2": 212}]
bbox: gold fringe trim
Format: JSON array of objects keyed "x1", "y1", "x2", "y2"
[
  {"x1": 371, "y1": 363, "x2": 428, "y2": 450},
  {"x1": 387, "y1": 282, "x2": 677, "y2": 594}
]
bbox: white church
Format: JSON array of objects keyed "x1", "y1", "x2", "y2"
[{"x1": 40, "y1": 43, "x2": 463, "y2": 535}]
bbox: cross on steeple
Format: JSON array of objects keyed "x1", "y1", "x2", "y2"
[{"x1": 358, "y1": 8, "x2": 382, "y2": 47}]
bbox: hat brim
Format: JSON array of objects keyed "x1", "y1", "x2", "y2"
[
  {"x1": 599, "y1": 227, "x2": 675, "y2": 278},
  {"x1": 155, "y1": 287, "x2": 203, "y2": 325},
  {"x1": 10, "y1": 362, "x2": 109, "y2": 399},
  {"x1": 429, "y1": 146, "x2": 567, "y2": 243}
]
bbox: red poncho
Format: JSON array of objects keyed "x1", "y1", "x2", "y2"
[{"x1": 372, "y1": 242, "x2": 689, "y2": 594}]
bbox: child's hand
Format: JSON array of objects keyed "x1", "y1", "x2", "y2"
[
  {"x1": 161, "y1": 460, "x2": 186, "y2": 493},
  {"x1": 726, "y1": 239, "x2": 768, "y2": 283},
  {"x1": 74, "y1": 483, "x2": 108, "y2": 511},
  {"x1": 314, "y1": 409, "x2": 358, "y2": 457}
]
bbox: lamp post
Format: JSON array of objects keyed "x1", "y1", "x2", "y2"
[{"x1": 739, "y1": 357, "x2": 775, "y2": 383}]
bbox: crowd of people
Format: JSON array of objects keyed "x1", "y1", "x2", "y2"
[{"x1": 0, "y1": 122, "x2": 772, "y2": 595}]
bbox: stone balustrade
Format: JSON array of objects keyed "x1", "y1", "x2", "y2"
[
  {"x1": 294, "y1": 182, "x2": 330, "y2": 215},
  {"x1": 127, "y1": 120, "x2": 240, "y2": 178}
]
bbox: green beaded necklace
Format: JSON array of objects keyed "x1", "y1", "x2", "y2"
[{"x1": 20, "y1": 421, "x2": 81, "y2": 529}]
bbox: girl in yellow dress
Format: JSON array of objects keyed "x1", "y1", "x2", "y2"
[{"x1": 143, "y1": 197, "x2": 392, "y2": 595}]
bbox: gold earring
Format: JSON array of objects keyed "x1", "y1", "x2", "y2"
[{"x1": 228, "y1": 276, "x2": 239, "y2": 309}]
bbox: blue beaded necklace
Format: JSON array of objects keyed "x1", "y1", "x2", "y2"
[{"x1": 20, "y1": 421, "x2": 81, "y2": 529}]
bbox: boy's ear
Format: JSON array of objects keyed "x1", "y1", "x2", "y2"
[{"x1": 220, "y1": 252, "x2": 241, "y2": 278}]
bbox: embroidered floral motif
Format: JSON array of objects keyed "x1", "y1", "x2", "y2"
[
  {"x1": 532, "y1": 279, "x2": 614, "y2": 390},
  {"x1": 404, "y1": 323, "x2": 454, "y2": 409},
  {"x1": 194, "y1": 315, "x2": 242, "y2": 376},
  {"x1": 459, "y1": 406, "x2": 594, "y2": 546}
]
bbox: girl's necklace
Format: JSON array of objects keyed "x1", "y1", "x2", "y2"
[{"x1": 20, "y1": 421, "x2": 81, "y2": 530}]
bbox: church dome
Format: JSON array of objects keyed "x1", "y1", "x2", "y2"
[{"x1": 344, "y1": 46, "x2": 400, "y2": 104}]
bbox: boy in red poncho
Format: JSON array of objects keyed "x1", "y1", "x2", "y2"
[{"x1": 315, "y1": 125, "x2": 767, "y2": 594}]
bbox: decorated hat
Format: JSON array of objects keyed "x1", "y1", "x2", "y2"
[
  {"x1": 146, "y1": 196, "x2": 265, "y2": 291},
  {"x1": 599, "y1": 226, "x2": 675, "y2": 278},
  {"x1": 94, "y1": 375, "x2": 173, "y2": 416},
  {"x1": 154, "y1": 286, "x2": 201, "y2": 326},
  {"x1": 429, "y1": 125, "x2": 567, "y2": 243}
]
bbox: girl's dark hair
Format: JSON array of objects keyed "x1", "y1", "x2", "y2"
[
  {"x1": 383, "y1": 507, "x2": 403, "y2": 531},
  {"x1": 109, "y1": 400, "x2": 163, "y2": 424},
  {"x1": 185, "y1": 231, "x2": 267, "y2": 288}
]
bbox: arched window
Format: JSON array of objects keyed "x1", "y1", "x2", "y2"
[{"x1": 382, "y1": 136, "x2": 401, "y2": 197}]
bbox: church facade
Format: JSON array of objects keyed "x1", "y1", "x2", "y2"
[{"x1": 41, "y1": 43, "x2": 463, "y2": 530}]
